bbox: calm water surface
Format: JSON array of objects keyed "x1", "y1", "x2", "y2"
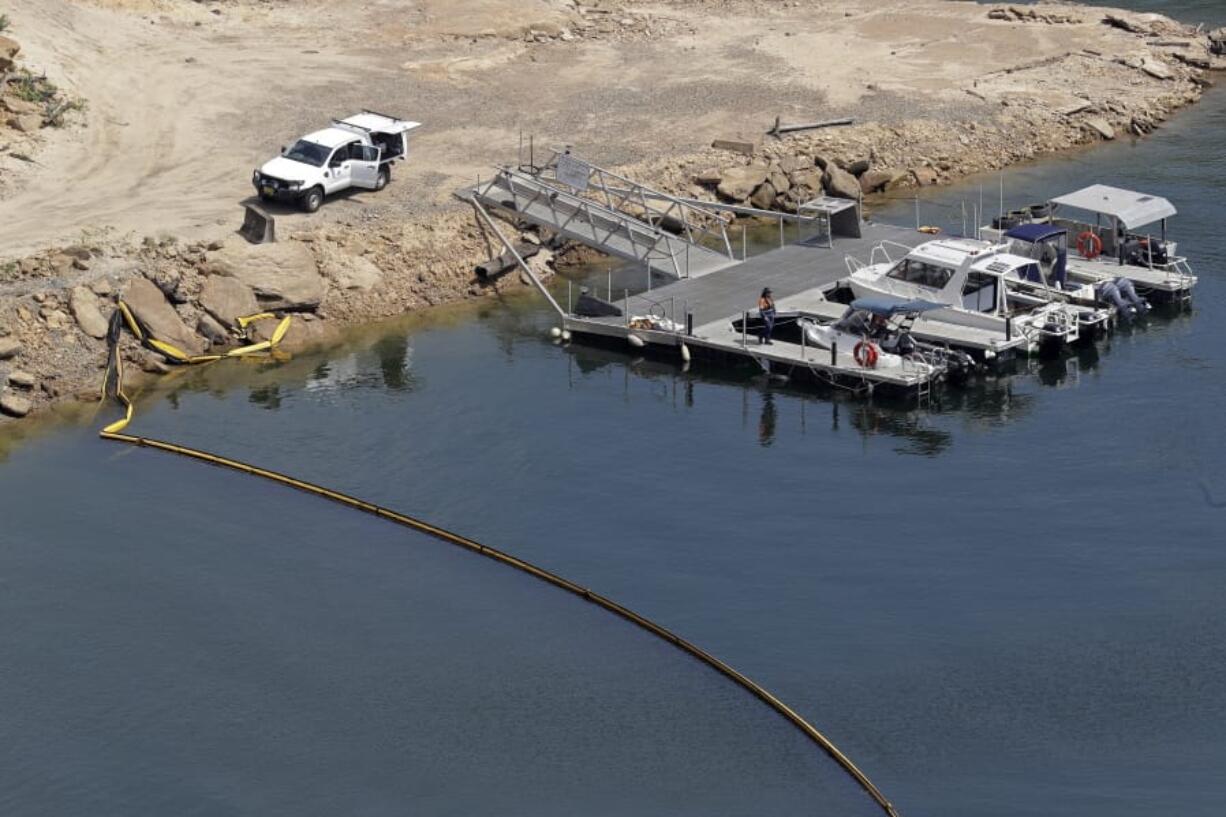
[{"x1": 2, "y1": 6, "x2": 1225, "y2": 814}]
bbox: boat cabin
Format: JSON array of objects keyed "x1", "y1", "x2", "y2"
[{"x1": 869, "y1": 239, "x2": 1042, "y2": 316}]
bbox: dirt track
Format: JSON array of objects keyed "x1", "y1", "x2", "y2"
[{"x1": 2, "y1": 0, "x2": 1214, "y2": 257}]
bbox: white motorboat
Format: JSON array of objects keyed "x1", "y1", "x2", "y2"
[
  {"x1": 981, "y1": 185, "x2": 1197, "y2": 303},
  {"x1": 798, "y1": 296, "x2": 977, "y2": 379},
  {"x1": 842, "y1": 237, "x2": 1091, "y2": 356}
]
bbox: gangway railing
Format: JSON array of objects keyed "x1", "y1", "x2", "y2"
[
  {"x1": 466, "y1": 155, "x2": 738, "y2": 281},
  {"x1": 538, "y1": 148, "x2": 736, "y2": 260}
]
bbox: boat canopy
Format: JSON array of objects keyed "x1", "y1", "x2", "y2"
[
  {"x1": 1005, "y1": 224, "x2": 1066, "y2": 243},
  {"x1": 1050, "y1": 185, "x2": 1177, "y2": 229},
  {"x1": 851, "y1": 296, "x2": 946, "y2": 316}
]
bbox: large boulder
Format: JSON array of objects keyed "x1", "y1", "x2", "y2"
[
  {"x1": 749, "y1": 181, "x2": 777, "y2": 211},
  {"x1": 121, "y1": 277, "x2": 204, "y2": 355},
  {"x1": 199, "y1": 275, "x2": 259, "y2": 328},
  {"x1": 788, "y1": 169, "x2": 823, "y2": 198},
  {"x1": 859, "y1": 169, "x2": 904, "y2": 195},
  {"x1": 69, "y1": 285, "x2": 110, "y2": 339},
  {"x1": 716, "y1": 164, "x2": 769, "y2": 202},
  {"x1": 202, "y1": 240, "x2": 324, "y2": 311},
  {"x1": 822, "y1": 163, "x2": 862, "y2": 201}
]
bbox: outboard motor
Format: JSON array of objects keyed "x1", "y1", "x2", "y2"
[{"x1": 1095, "y1": 277, "x2": 1150, "y2": 318}]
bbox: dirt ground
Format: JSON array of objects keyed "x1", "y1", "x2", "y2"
[{"x1": 0, "y1": 0, "x2": 1213, "y2": 256}]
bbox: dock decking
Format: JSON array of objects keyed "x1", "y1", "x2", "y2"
[{"x1": 562, "y1": 223, "x2": 945, "y2": 395}]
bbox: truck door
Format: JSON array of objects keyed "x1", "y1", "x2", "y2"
[
  {"x1": 325, "y1": 144, "x2": 354, "y2": 193},
  {"x1": 350, "y1": 144, "x2": 382, "y2": 189}
]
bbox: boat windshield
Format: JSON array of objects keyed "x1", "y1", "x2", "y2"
[
  {"x1": 284, "y1": 140, "x2": 330, "y2": 167},
  {"x1": 886, "y1": 258, "x2": 955, "y2": 289}
]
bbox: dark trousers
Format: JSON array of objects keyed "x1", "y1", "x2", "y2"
[{"x1": 760, "y1": 309, "x2": 775, "y2": 343}]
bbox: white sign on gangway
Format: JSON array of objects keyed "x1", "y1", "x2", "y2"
[{"x1": 555, "y1": 153, "x2": 591, "y2": 192}]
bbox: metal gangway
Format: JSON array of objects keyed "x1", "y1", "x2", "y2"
[{"x1": 460, "y1": 149, "x2": 739, "y2": 281}]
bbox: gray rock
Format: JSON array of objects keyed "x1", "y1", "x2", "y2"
[
  {"x1": 716, "y1": 164, "x2": 769, "y2": 202},
  {"x1": 843, "y1": 158, "x2": 872, "y2": 176},
  {"x1": 0, "y1": 337, "x2": 20, "y2": 360},
  {"x1": 822, "y1": 163, "x2": 862, "y2": 201},
  {"x1": 859, "y1": 169, "x2": 903, "y2": 194},
  {"x1": 121, "y1": 277, "x2": 204, "y2": 355},
  {"x1": 749, "y1": 181, "x2": 777, "y2": 211},
  {"x1": 1140, "y1": 57, "x2": 1173, "y2": 80},
  {"x1": 788, "y1": 169, "x2": 823, "y2": 197},
  {"x1": 7, "y1": 370, "x2": 35, "y2": 388},
  {"x1": 768, "y1": 170, "x2": 791, "y2": 196},
  {"x1": 196, "y1": 313, "x2": 230, "y2": 346},
  {"x1": 911, "y1": 167, "x2": 940, "y2": 186},
  {"x1": 692, "y1": 168, "x2": 722, "y2": 185},
  {"x1": 199, "y1": 275, "x2": 259, "y2": 328},
  {"x1": 69, "y1": 285, "x2": 110, "y2": 339},
  {"x1": 0, "y1": 393, "x2": 31, "y2": 418},
  {"x1": 203, "y1": 240, "x2": 324, "y2": 311},
  {"x1": 776, "y1": 155, "x2": 811, "y2": 174},
  {"x1": 1084, "y1": 117, "x2": 1115, "y2": 140}
]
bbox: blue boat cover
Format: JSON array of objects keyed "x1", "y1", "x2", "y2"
[
  {"x1": 851, "y1": 296, "x2": 946, "y2": 316},
  {"x1": 1005, "y1": 224, "x2": 1066, "y2": 243}
]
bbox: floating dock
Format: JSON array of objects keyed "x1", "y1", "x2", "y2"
[
  {"x1": 461, "y1": 151, "x2": 958, "y2": 400},
  {"x1": 559, "y1": 223, "x2": 942, "y2": 398}
]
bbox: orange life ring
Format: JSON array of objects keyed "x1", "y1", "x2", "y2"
[
  {"x1": 1076, "y1": 231, "x2": 1103, "y2": 259},
  {"x1": 854, "y1": 340, "x2": 879, "y2": 368}
]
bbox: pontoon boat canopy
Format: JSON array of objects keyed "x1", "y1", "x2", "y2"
[
  {"x1": 1050, "y1": 185, "x2": 1176, "y2": 229},
  {"x1": 1005, "y1": 224, "x2": 1066, "y2": 243},
  {"x1": 851, "y1": 296, "x2": 946, "y2": 316}
]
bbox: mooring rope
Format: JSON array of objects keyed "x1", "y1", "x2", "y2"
[{"x1": 97, "y1": 314, "x2": 901, "y2": 817}]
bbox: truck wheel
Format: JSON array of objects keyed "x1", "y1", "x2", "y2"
[
  {"x1": 301, "y1": 187, "x2": 324, "y2": 213},
  {"x1": 375, "y1": 167, "x2": 390, "y2": 191}
]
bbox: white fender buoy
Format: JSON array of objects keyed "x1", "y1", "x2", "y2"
[
  {"x1": 549, "y1": 327, "x2": 562, "y2": 339},
  {"x1": 680, "y1": 342, "x2": 691, "y2": 363},
  {"x1": 561, "y1": 330, "x2": 572, "y2": 342},
  {"x1": 627, "y1": 334, "x2": 646, "y2": 348}
]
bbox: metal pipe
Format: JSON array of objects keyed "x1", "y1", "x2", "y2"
[
  {"x1": 742, "y1": 225, "x2": 748, "y2": 261},
  {"x1": 779, "y1": 216, "x2": 785, "y2": 249}
]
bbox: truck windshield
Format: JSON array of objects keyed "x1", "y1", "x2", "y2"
[{"x1": 284, "y1": 140, "x2": 329, "y2": 167}]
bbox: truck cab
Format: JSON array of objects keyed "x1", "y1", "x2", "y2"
[{"x1": 253, "y1": 111, "x2": 421, "y2": 212}]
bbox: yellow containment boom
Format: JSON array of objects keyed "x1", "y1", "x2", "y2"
[
  {"x1": 96, "y1": 427, "x2": 903, "y2": 817},
  {"x1": 99, "y1": 301, "x2": 292, "y2": 434}
]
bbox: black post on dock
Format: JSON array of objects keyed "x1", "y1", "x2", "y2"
[
  {"x1": 686, "y1": 313, "x2": 693, "y2": 336},
  {"x1": 1006, "y1": 318, "x2": 1012, "y2": 342},
  {"x1": 831, "y1": 341, "x2": 837, "y2": 366}
]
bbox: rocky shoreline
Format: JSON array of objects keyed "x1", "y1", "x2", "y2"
[{"x1": 1, "y1": 7, "x2": 1224, "y2": 427}]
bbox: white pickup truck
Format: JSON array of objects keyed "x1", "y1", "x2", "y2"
[{"x1": 252, "y1": 111, "x2": 421, "y2": 212}]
